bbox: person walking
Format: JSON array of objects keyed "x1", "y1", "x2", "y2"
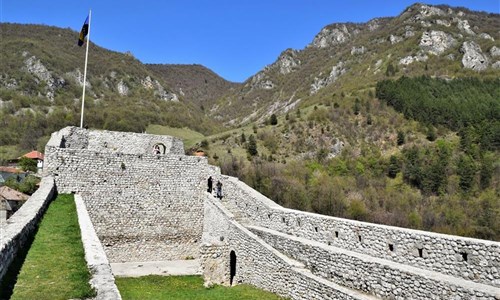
[
  {"x1": 216, "y1": 180, "x2": 223, "y2": 199},
  {"x1": 207, "y1": 176, "x2": 213, "y2": 193}
]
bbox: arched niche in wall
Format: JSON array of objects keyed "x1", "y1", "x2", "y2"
[{"x1": 152, "y1": 143, "x2": 166, "y2": 155}]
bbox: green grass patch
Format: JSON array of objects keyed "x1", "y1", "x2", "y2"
[
  {"x1": 9, "y1": 194, "x2": 95, "y2": 300},
  {"x1": 146, "y1": 124, "x2": 205, "y2": 148},
  {"x1": 116, "y1": 275, "x2": 285, "y2": 300}
]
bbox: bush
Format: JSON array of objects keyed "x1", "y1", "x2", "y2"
[
  {"x1": 269, "y1": 114, "x2": 278, "y2": 126},
  {"x1": 19, "y1": 157, "x2": 37, "y2": 173}
]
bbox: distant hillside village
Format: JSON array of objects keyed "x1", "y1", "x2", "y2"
[{"x1": 0, "y1": 151, "x2": 44, "y2": 222}]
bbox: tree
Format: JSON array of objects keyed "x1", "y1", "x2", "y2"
[
  {"x1": 247, "y1": 135, "x2": 258, "y2": 157},
  {"x1": 353, "y1": 98, "x2": 361, "y2": 115},
  {"x1": 386, "y1": 63, "x2": 396, "y2": 76},
  {"x1": 387, "y1": 155, "x2": 400, "y2": 178},
  {"x1": 19, "y1": 157, "x2": 37, "y2": 173},
  {"x1": 240, "y1": 133, "x2": 246, "y2": 144},
  {"x1": 479, "y1": 152, "x2": 494, "y2": 189},
  {"x1": 426, "y1": 126, "x2": 437, "y2": 141},
  {"x1": 397, "y1": 131, "x2": 405, "y2": 145},
  {"x1": 200, "y1": 140, "x2": 209, "y2": 149},
  {"x1": 270, "y1": 113, "x2": 278, "y2": 125},
  {"x1": 457, "y1": 154, "x2": 476, "y2": 193}
]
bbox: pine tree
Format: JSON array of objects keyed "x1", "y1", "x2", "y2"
[
  {"x1": 270, "y1": 113, "x2": 278, "y2": 125},
  {"x1": 397, "y1": 131, "x2": 405, "y2": 145},
  {"x1": 387, "y1": 155, "x2": 400, "y2": 178},
  {"x1": 247, "y1": 135, "x2": 258, "y2": 157}
]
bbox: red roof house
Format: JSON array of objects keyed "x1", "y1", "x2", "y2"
[
  {"x1": 20, "y1": 151, "x2": 45, "y2": 172},
  {"x1": 22, "y1": 151, "x2": 45, "y2": 160}
]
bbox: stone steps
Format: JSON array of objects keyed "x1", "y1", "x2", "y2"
[
  {"x1": 219, "y1": 197, "x2": 247, "y2": 224},
  {"x1": 247, "y1": 225, "x2": 500, "y2": 300}
]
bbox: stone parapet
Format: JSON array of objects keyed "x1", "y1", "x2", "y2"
[
  {"x1": 75, "y1": 195, "x2": 122, "y2": 300},
  {"x1": 0, "y1": 177, "x2": 55, "y2": 282},
  {"x1": 250, "y1": 225, "x2": 500, "y2": 299}
]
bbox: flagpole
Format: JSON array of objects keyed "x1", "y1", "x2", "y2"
[{"x1": 80, "y1": 9, "x2": 91, "y2": 128}]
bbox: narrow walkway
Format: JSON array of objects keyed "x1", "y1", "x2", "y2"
[{"x1": 110, "y1": 259, "x2": 201, "y2": 277}]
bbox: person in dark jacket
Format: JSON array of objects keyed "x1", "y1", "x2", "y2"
[
  {"x1": 216, "y1": 180, "x2": 223, "y2": 199},
  {"x1": 207, "y1": 176, "x2": 213, "y2": 193}
]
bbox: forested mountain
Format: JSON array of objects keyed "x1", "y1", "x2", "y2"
[
  {"x1": 147, "y1": 64, "x2": 241, "y2": 113},
  {"x1": 1, "y1": 3, "x2": 499, "y2": 240}
]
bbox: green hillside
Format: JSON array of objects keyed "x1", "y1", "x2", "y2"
[{"x1": 0, "y1": 23, "x2": 224, "y2": 160}]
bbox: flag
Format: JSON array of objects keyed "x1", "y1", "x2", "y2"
[{"x1": 78, "y1": 15, "x2": 89, "y2": 46}]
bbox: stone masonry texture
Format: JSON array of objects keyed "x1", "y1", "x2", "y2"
[{"x1": 36, "y1": 127, "x2": 500, "y2": 299}]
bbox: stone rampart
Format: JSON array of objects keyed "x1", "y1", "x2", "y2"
[
  {"x1": 201, "y1": 194, "x2": 376, "y2": 300},
  {"x1": 44, "y1": 127, "x2": 219, "y2": 262},
  {"x1": 220, "y1": 176, "x2": 500, "y2": 288},
  {"x1": 0, "y1": 177, "x2": 55, "y2": 282},
  {"x1": 249, "y1": 225, "x2": 499, "y2": 299}
]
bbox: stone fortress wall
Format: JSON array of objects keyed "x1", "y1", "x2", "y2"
[
  {"x1": 219, "y1": 177, "x2": 500, "y2": 287},
  {"x1": 44, "y1": 127, "x2": 219, "y2": 262},
  {"x1": 207, "y1": 176, "x2": 500, "y2": 299},
  {"x1": 40, "y1": 127, "x2": 499, "y2": 299}
]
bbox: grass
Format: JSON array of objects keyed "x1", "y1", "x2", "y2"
[
  {"x1": 146, "y1": 124, "x2": 205, "y2": 148},
  {"x1": 115, "y1": 275, "x2": 285, "y2": 300},
  {"x1": 9, "y1": 194, "x2": 95, "y2": 300}
]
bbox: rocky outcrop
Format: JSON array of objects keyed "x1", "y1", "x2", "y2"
[
  {"x1": 310, "y1": 62, "x2": 346, "y2": 95},
  {"x1": 275, "y1": 49, "x2": 300, "y2": 75},
  {"x1": 405, "y1": 26, "x2": 416, "y2": 38},
  {"x1": 491, "y1": 61, "x2": 500, "y2": 69},
  {"x1": 310, "y1": 24, "x2": 350, "y2": 48},
  {"x1": 404, "y1": 4, "x2": 445, "y2": 24},
  {"x1": 456, "y1": 19, "x2": 475, "y2": 35},
  {"x1": 389, "y1": 35, "x2": 403, "y2": 44},
  {"x1": 479, "y1": 33, "x2": 494, "y2": 41},
  {"x1": 435, "y1": 19, "x2": 451, "y2": 27},
  {"x1": 416, "y1": 4, "x2": 446, "y2": 18},
  {"x1": 329, "y1": 140, "x2": 345, "y2": 158},
  {"x1": 248, "y1": 72, "x2": 275, "y2": 90},
  {"x1": 66, "y1": 68, "x2": 91, "y2": 89},
  {"x1": 350, "y1": 46, "x2": 366, "y2": 55},
  {"x1": 141, "y1": 76, "x2": 178, "y2": 101},
  {"x1": 419, "y1": 31, "x2": 456, "y2": 55},
  {"x1": 117, "y1": 80, "x2": 129, "y2": 96},
  {"x1": 23, "y1": 53, "x2": 65, "y2": 100},
  {"x1": 399, "y1": 52, "x2": 429, "y2": 65},
  {"x1": 367, "y1": 19, "x2": 380, "y2": 31},
  {"x1": 490, "y1": 46, "x2": 500, "y2": 57},
  {"x1": 0, "y1": 75, "x2": 18, "y2": 90},
  {"x1": 461, "y1": 41, "x2": 489, "y2": 71},
  {"x1": 24, "y1": 55, "x2": 53, "y2": 85}
]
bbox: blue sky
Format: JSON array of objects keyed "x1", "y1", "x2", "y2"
[{"x1": 1, "y1": 1, "x2": 498, "y2": 82}]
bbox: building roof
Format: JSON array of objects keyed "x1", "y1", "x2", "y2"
[
  {"x1": 22, "y1": 151, "x2": 45, "y2": 160},
  {"x1": 0, "y1": 186, "x2": 29, "y2": 202},
  {"x1": 0, "y1": 166, "x2": 24, "y2": 174}
]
